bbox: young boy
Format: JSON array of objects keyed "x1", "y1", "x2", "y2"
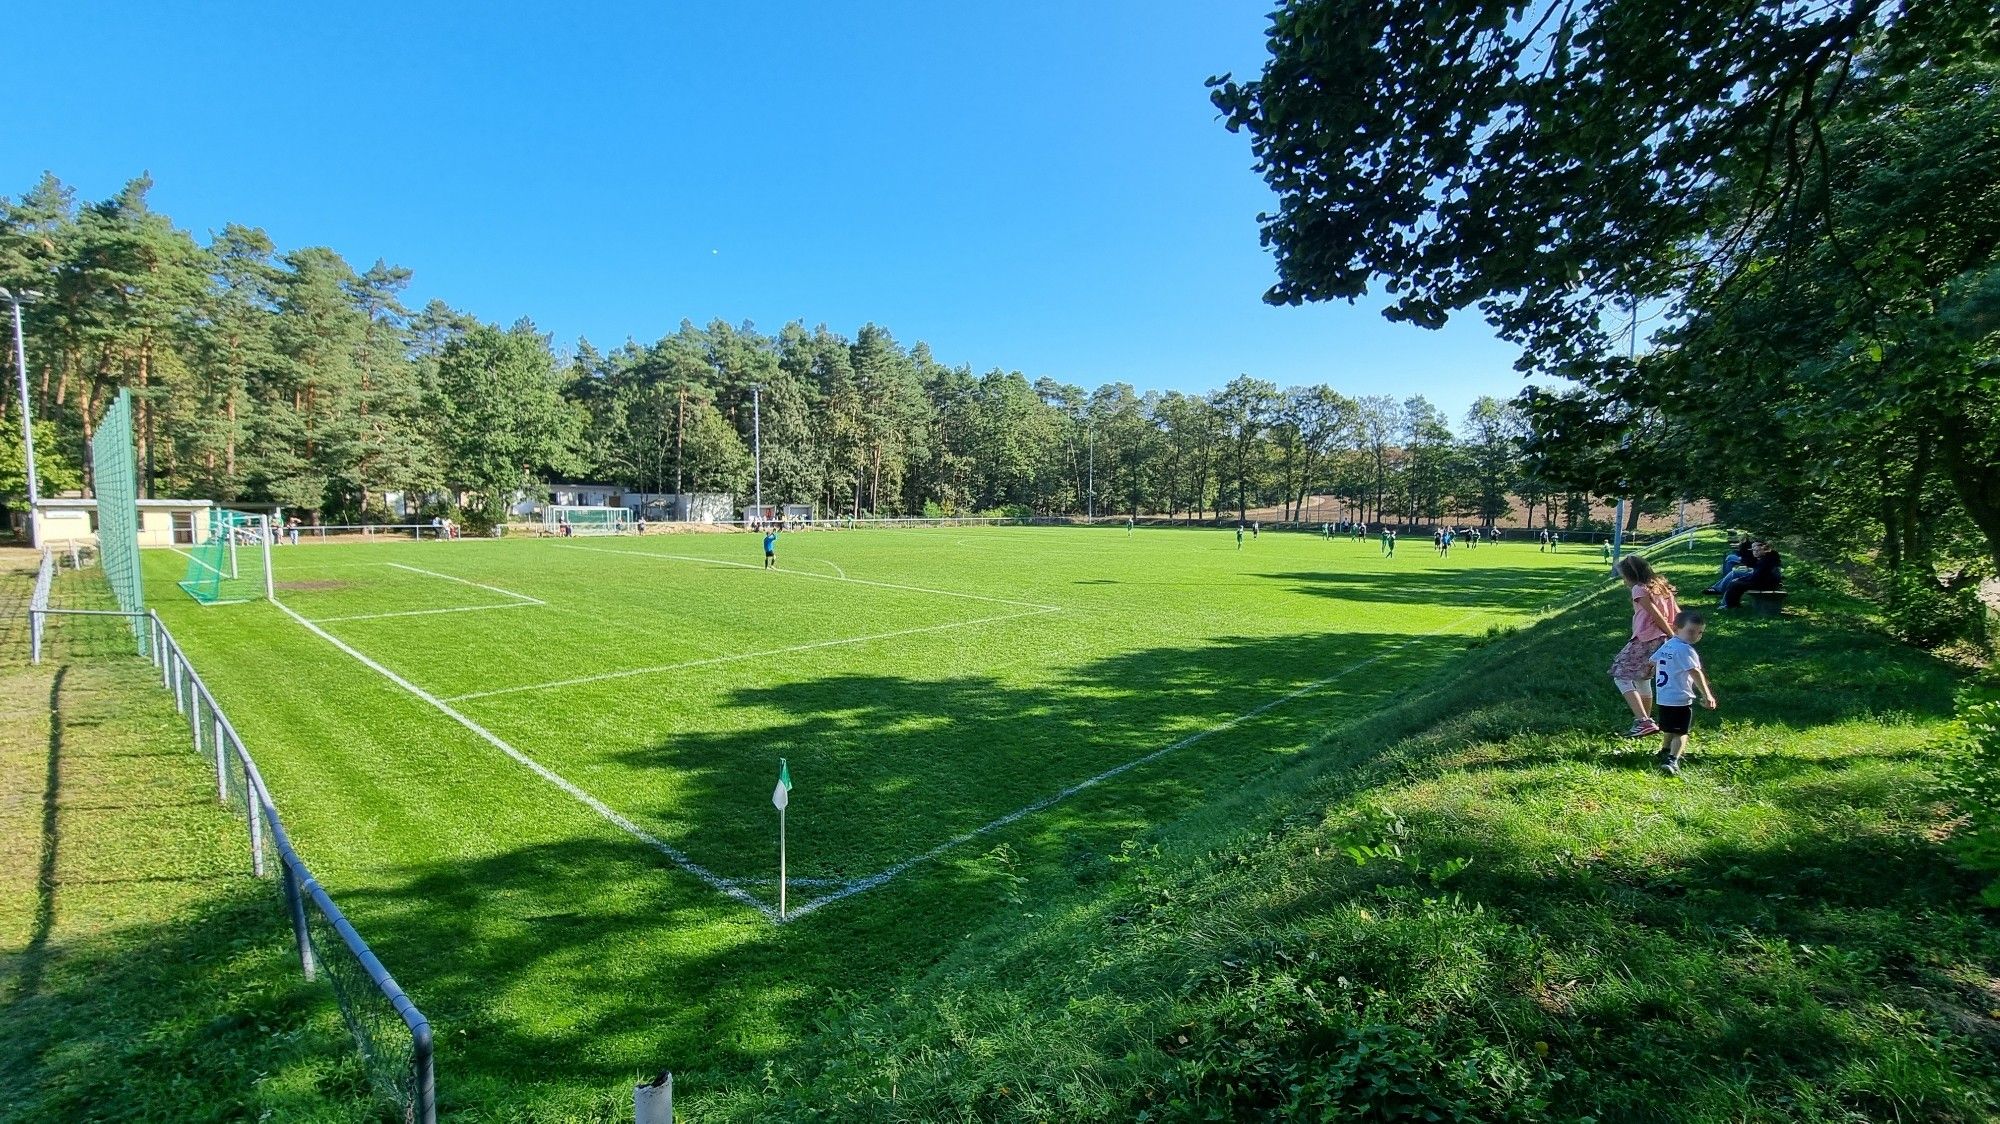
[
  {"x1": 1651, "y1": 610, "x2": 1718, "y2": 776},
  {"x1": 763, "y1": 527, "x2": 778, "y2": 569}
]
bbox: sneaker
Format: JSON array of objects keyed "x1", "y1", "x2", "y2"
[
  {"x1": 1656, "y1": 753, "x2": 1682, "y2": 777},
  {"x1": 1625, "y1": 718, "x2": 1661, "y2": 738}
]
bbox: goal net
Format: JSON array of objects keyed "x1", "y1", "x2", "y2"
[
  {"x1": 545, "y1": 505, "x2": 630, "y2": 535},
  {"x1": 179, "y1": 510, "x2": 273, "y2": 604}
]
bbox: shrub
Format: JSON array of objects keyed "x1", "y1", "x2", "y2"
[
  {"x1": 1884, "y1": 568, "x2": 1987, "y2": 649},
  {"x1": 1945, "y1": 697, "x2": 2000, "y2": 905}
]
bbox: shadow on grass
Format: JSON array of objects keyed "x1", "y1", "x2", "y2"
[
  {"x1": 604, "y1": 628, "x2": 1455, "y2": 883},
  {"x1": 1258, "y1": 559, "x2": 1593, "y2": 610}
]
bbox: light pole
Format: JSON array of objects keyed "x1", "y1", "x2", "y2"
[
  {"x1": 2, "y1": 287, "x2": 41, "y2": 507},
  {"x1": 750, "y1": 384, "x2": 763, "y2": 521}
]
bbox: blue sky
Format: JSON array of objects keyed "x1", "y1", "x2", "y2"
[{"x1": 8, "y1": 1, "x2": 1531, "y2": 421}]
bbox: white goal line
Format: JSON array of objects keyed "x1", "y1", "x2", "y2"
[
  {"x1": 556, "y1": 543, "x2": 1061, "y2": 612},
  {"x1": 444, "y1": 606, "x2": 1059, "y2": 702},
  {"x1": 273, "y1": 599, "x2": 781, "y2": 921}
]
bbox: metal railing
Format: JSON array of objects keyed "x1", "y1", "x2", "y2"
[{"x1": 28, "y1": 605, "x2": 436, "y2": 1122}]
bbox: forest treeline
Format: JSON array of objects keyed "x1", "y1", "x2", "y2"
[{"x1": 0, "y1": 173, "x2": 1616, "y2": 530}]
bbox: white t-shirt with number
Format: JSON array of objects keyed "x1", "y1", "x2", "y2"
[{"x1": 1653, "y1": 637, "x2": 1703, "y2": 705}]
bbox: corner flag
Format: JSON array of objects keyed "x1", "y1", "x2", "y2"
[{"x1": 774, "y1": 758, "x2": 794, "y2": 919}]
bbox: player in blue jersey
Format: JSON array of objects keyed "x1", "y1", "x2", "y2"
[{"x1": 763, "y1": 527, "x2": 778, "y2": 569}]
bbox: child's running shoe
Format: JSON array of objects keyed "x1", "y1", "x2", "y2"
[{"x1": 1625, "y1": 718, "x2": 1661, "y2": 738}]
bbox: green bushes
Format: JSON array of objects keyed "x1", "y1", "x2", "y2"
[
  {"x1": 1883, "y1": 568, "x2": 1988, "y2": 649},
  {"x1": 1945, "y1": 697, "x2": 2000, "y2": 904}
]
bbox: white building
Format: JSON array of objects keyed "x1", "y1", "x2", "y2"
[{"x1": 21, "y1": 497, "x2": 217, "y2": 549}]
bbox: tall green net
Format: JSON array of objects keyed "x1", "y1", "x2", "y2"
[
  {"x1": 90, "y1": 389, "x2": 147, "y2": 654},
  {"x1": 179, "y1": 509, "x2": 266, "y2": 604}
]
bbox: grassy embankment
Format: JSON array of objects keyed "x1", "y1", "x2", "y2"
[{"x1": 691, "y1": 545, "x2": 2000, "y2": 1122}]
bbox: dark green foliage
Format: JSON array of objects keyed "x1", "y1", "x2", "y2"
[
  {"x1": 1884, "y1": 568, "x2": 1989, "y2": 649},
  {"x1": 1945, "y1": 698, "x2": 2000, "y2": 905}
]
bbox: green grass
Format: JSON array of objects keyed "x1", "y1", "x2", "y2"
[
  {"x1": 129, "y1": 526, "x2": 1597, "y2": 1115},
  {"x1": 690, "y1": 544, "x2": 2000, "y2": 1122},
  {"x1": 0, "y1": 557, "x2": 381, "y2": 1122},
  {"x1": 11, "y1": 528, "x2": 1995, "y2": 1120}
]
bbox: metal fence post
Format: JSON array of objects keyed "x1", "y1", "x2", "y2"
[
  {"x1": 29, "y1": 609, "x2": 40, "y2": 665},
  {"x1": 214, "y1": 714, "x2": 229, "y2": 804},
  {"x1": 247, "y1": 781, "x2": 265, "y2": 876},
  {"x1": 191, "y1": 691, "x2": 204, "y2": 758},
  {"x1": 283, "y1": 861, "x2": 316, "y2": 981}
]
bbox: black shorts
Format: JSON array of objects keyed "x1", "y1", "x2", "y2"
[{"x1": 1656, "y1": 704, "x2": 1693, "y2": 735}]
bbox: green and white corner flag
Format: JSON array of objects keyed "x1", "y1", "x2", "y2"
[{"x1": 773, "y1": 759, "x2": 792, "y2": 811}]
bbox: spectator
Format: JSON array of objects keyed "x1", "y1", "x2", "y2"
[
  {"x1": 1721, "y1": 541, "x2": 1783, "y2": 608},
  {"x1": 1705, "y1": 537, "x2": 1756, "y2": 594}
]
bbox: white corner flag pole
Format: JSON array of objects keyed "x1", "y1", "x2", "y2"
[{"x1": 773, "y1": 758, "x2": 792, "y2": 920}]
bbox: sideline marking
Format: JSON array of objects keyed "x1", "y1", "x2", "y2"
[
  {"x1": 273, "y1": 600, "x2": 777, "y2": 921},
  {"x1": 558, "y1": 543, "x2": 1059, "y2": 611},
  {"x1": 819, "y1": 558, "x2": 847, "y2": 579},
  {"x1": 446, "y1": 607, "x2": 1058, "y2": 702}
]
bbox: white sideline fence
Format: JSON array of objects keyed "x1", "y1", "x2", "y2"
[{"x1": 27, "y1": 602, "x2": 436, "y2": 1123}]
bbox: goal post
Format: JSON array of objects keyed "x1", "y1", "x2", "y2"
[
  {"x1": 544, "y1": 505, "x2": 630, "y2": 535},
  {"x1": 179, "y1": 510, "x2": 275, "y2": 605}
]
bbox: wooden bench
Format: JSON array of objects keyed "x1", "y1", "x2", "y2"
[{"x1": 1748, "y1": 589, "x2": 1788, "y2": 617}]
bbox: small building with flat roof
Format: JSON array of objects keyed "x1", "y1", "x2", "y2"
[{"x1": 23, "y1": 497, "x2": 217, "y2": 549}]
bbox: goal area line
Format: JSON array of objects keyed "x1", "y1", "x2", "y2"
[{"x1": 443, "y1": 606, "x2": 1058, "y2": 702}]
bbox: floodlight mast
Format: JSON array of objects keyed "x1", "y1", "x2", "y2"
[
  {"x1": 2, "y1": 287, "x2": 41, "y2": 507},
  {"x1": 750, "y1": 385, "x2": 763, "y2": 519}
]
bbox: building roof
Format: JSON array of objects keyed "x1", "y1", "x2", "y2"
[{"x1": 36, "y1": 498, "x2": 216, "y2": 510}]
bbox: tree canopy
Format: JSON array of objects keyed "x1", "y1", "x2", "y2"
[
  {"x1": 0, "y1": 172, "x2": 1620, "y2": 532},
  {"x1": 1211, "y1": 0, "x2": 2000, "y2": 577}
]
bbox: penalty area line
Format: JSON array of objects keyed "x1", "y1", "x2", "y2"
[
  {"x1": 273, "y1": 599, "x2": 778, "y2": 922},
  {"x1": 310, "y1": 602, "x2": 541, "y2": 624},
  {"x1": 557, "y1": 543, "x2": 1060, "y2": 611},
  {"x1": 444, "y1": 606, "x2": 1059, "y2": 702},
  {"x1": 781, "y1": 605, "x2": 1499, "y2": 922},
  {"x1": 384, "y1": 562, "x2": 545, "y2": 604}
]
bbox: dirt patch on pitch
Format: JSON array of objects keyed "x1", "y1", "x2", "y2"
[{"x1": 275, "y1": 579, "x2": 348, "y2": 592}]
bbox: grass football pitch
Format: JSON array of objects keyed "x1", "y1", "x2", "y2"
[{"x1": 141, "y1": 525, "x2": 1603, "y2": 1108}]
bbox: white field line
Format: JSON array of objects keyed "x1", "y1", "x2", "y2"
[
  {"x1": 779, "y1": 602, "x2": 1514, "y2": 922},
  {"x1": 557, "y1": 543, "x2": 1059, "y2": 611},
  {"x1": 384, "y1": 562, "x2": 545, "y2": 604},
  {"x1": 273, "y1": 600, "x2": 778, "y2": 921},
  {"x1": 310, "y1": 602, "x2": 541, "y2": 624},
  {"x1": 167, "y1": 545, "x2": 228, "y2": 578},
  {"x1": 819, "y1": 558, "x2": 847, "y2": 579},
  {"x1": 444, "y1": 607, "x2": 1058, "y2": 702}
]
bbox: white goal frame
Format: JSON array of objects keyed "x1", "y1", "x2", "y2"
[{"x1": 544, "y1": 505, "x2": 631, "y2": 536}]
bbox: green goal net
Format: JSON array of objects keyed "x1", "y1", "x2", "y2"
[
  {"x1": 179, "y1": 509, "x2": 270, "y2": 604},
  {"x1": 90, "y1": 389, "x2": 148, "y2": 654}
]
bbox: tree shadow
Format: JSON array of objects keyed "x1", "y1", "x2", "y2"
[
  {"x1": 599, "y1": 628, "x2": 1455, "y2": 885},
  {"x1": 1259, "y1": 561, "x2": 1596, "y2": 611}
]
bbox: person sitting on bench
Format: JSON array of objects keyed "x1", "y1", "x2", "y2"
[
  {"x1": 1706, "y1": 537, "x2": 1755, "y2": 594},
  {"x1": 1721, "y1": 541, "x2": 1782, "y2": 608}
]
